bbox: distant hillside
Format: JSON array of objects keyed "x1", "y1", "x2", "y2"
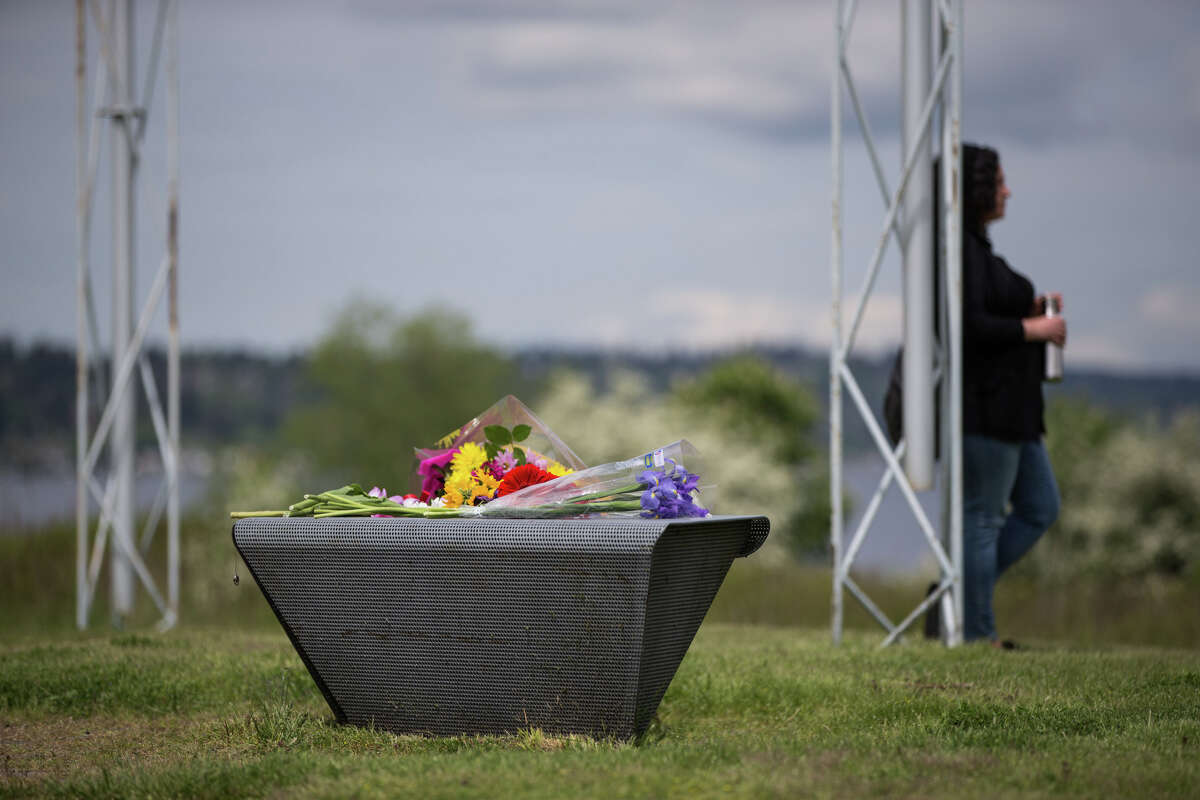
[
  {"x1": 515, "y1": 346, "x2": 1200, "y2": 452},
  {"x1": 0, "y1": 340, "x2": 312, "y2": 471},
  {"x1": 2, "y1": 337, "x2": 1197, "y2": 470}
]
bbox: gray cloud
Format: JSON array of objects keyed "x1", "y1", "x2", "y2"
[
  {"x1": 964, "y1": 1, "x2": 1200, "y2": 151},
  {"x1": 1, "y1": 0, "x2": 1199, "y2": 372},
  {"x1": 348, "y1": 0, "x2": 647, "y2": 24},
  {"x1": 371, "y1": 0, "x2": 1200, "y2": 151}
]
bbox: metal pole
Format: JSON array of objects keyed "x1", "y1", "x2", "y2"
[
  {"x1": 901, "y1": 0, "x2": 935, "y2": 491},
  {"x1": 76, "y1": 0, "x2": 90, "y2": 630},
  {"x1": 934, "y1": 0, "x2": 964, "y2": 646},
  {"x1": 110, "y1": 0, "x2": 136, "y2": 625},
  {"x1": 946, "y1": 0, "x2": 965, "y2": 646},
  {"x1": 829, "y1": 0, "x2": 845, "y2": 645},
  {"x1": 166, "y1": 0, "x2": 180, "y2": 627}
]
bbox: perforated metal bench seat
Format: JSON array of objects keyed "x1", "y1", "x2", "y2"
[{"x1": 233, "y1": 514, "x2": 769, "y2": 739}]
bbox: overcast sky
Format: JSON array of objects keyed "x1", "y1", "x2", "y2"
[{"x1": 2, "y1": 0, "x2": 1199, "y2": 372}]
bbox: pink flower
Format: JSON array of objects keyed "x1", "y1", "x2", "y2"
[
  {"x1": 490, "y1": 450, "x2": 517, "y2": 476},
  {"x1": 417, "y1": 448, "x2": 457, "y2": 498}
]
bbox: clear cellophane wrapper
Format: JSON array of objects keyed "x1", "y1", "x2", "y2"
[
  {"x1": 413, "y1": 395, "x2": 587, "y2": 499},
  {"x1": 476, "y1": 439, "x2": 707, "y2": 518}
]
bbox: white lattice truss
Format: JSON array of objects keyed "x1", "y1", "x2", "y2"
[
  {"x1": 75, "y1": 0, "x2": 180, "y2": 631},
  {"x1": 829, "y1": 0, "x2": 964, "y2": 646}
]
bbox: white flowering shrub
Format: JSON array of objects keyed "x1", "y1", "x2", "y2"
[
  {"x1": 1032, "y1": 401, "x2": 1200, "y2": 580},
  {"x1": 535, "y1": 358, "x2": 833, "y2": 564}
]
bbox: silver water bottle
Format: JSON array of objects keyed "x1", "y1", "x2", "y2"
[{"x1": 1044, "y1": 294, "x2": 1063, "y2": 382}]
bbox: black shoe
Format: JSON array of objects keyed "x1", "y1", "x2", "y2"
[{"x1": 923, "y1": 582, "x2": 940, "y2": 640}]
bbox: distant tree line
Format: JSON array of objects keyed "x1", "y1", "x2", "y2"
[
  {"x1": 2, "y1": 334, "x2": 1199, "y2": 472},
  {"x1": 5, "y1": 309, "x2": 1199, "y2": 577},
  {"x1": 0, "y1": 338, "x2": 312, "y2": 470}
]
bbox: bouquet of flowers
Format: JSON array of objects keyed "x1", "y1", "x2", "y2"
[
  {"x1": 412, "y1": 395, "x2": 585, "y2": 508},
  {"x1": 231, "y1": 397, "x2": 709, "y2": 521}
]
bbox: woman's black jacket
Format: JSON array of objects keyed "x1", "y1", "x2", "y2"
[{"x1": 962, "y1": 228, "x2": 1046, "y2": 442}]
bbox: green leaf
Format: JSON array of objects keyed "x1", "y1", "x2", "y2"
[
  {"x1": 485, "y1": 442, "x2": 499, "y2": 461},
  {"x1": 484, "y1": 425, "x2": 512, "y2": 445},
  {"x1": 512, "y1": 424, "x2": 532, "y2": 442},
  {"x1": 514, "y1": 447, "x2": 526, "y2": 466}
]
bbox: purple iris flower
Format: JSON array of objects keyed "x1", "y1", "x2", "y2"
[
  {"x1": 637, "y1": 469, "x2": 664, "y2": 487},
  {"x1": 675, "y1": 470, "x2": 700, "y2": 495},
  {"x1": 637, "y1": 464, "x2": 708, "y2": 519}
]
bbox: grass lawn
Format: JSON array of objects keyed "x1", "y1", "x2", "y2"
[
  {"x1": 2, "y1": 624, "x2": 1198, "y2": 799},
  {"x1": 2, "y1": 517, "x2": 1198, "y2": 796}
]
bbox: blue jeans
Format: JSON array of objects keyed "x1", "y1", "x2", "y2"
[{"x1": 962, "y1": 435, "x2": 1060, "y2": 642}]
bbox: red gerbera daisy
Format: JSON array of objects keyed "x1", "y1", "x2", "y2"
[{"x1": 495, "y1": 464, "x2": 556, "y2": 497}]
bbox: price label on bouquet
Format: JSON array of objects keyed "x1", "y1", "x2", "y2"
[{"x1": 643, "y1": 449, "x2": 666, "y2": 468}]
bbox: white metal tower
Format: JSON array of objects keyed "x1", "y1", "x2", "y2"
[
  {"x1": 830, "y1": 0, "x2": 964, "y2": 646},
  {"x1": 75, "y1": 0, "x2": 180, "y2": 630}
]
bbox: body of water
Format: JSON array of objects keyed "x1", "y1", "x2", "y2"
[
  {"x1": 839, "y1": 456, "x2": 945, "y2": 575},
  {"x1": 3, "y1": 457, "x2": 946, "y2": 577},
  {"x1": 0, "y1": 470, "x2": 210, "y2": 531}
]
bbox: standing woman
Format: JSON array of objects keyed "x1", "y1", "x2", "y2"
[{"x1": 960, "y1": 143, "x2": 1065, "y2": 646}]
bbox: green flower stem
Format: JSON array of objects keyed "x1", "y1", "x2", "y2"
[
  {"x1": 479, "y1": 499, "x2": 643, "y2": 518},
  {"x1": 563, "y1": 500, "x2": 642, "y2": 513},
  {"x1": 311, "y1": 504, "x2": 469, "y2": 519},
  {"x1": 372, "y1": 507, "x2": 464, "y2": 518},
  {"x1": 288, "y1": 497, "x2": 319, "y2": 514},
  {"x1": 556, "y1": 483, "x2": 645, "y2": 505},
  {"x1": 233, "y1": 485, "x2": 654, "y2": 521}
]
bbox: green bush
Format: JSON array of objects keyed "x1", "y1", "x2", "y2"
[{"x1": 281, "y1": 303, "x2": 519, "y2": 491}]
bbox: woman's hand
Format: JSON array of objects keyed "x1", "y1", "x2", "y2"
[{"x1": 1023, "y1": 314, "x2": 1066, "y2": 346}]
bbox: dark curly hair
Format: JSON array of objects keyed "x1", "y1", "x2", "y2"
[{"x1": 962, "y1": 143, "x2": 1000, "y2": 233}]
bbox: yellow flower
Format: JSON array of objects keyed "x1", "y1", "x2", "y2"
[
  {"x1": 451, "y1": 442, "x2": 488, "y2": 476},
  {"x1": 546, "y1": 460, "x2": 573, "y2": 478},
  {"x1": 441, "y1": 472, "x2": 471, "y2": 508},
  {"x1": 461, "y1": 469, "x2": 499, "y2": 506},
  {"x1": 474, "y1": 470, "x2": 501, "y2": 495},
  {"x1": 522, "y1": 448, "x2": 573, "y2": 478}
]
